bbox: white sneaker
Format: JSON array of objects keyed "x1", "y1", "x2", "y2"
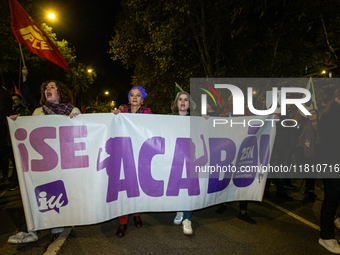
[
  {"x1": 51, "y1": 227, "x2": 64, "y2": 234},
  {"x1": 319, "y1": 238, "x2": 340, "y2": 254},
  {"x1": 335, "y1": 218, "x2": 340, "y2": 229},
  {"x1": 8, "y1": 231, "x2": 38, "y2": 244},
  {"x1": 173, "y1": 212, "x2": 183, "y2": 225},
  {"x1": 182, "y1": 219, "x2": 193, "y2": 235}
]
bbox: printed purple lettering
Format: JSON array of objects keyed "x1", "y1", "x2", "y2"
[
  {"x1": 138, "y1": 137, "x2": 165, "y2": 197},
  {"x1": 15, "y1": 128, "x2": 29, "y2": 172},
  {"x1": 233, "y1": 136, "x2": 258, "y2": 187},
  {"x1": 166, "y1": 138, "x2": 201, "y2": 196},
  {"x1": 59, "y1": 125, "x2": 89, "y2": 169},
  {"x1": 97, "y1": 137, "x2": 140, "y2": 202},
  {"x1": 30, "y1": 127, "x2": 58, "y2": 171},
  {"x1": 208, "y1": 138, "x2": 236, "y2": 193}
]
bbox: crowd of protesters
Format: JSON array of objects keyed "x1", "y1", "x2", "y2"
[{"x1": 2, "y1": 67, "x2": 340, "y2": 253}]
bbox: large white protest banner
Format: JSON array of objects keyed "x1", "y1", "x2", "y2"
[{"x1": 7, "y1": 113, "x2": 275, "y2": 231}]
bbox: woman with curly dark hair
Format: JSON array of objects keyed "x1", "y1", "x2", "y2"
[
  {"x1": 32, "y1": 80, "x2": 79, "y2": 116},
  {"x1": 8, "y1": 79, "x2": 79, "y2": 244}
]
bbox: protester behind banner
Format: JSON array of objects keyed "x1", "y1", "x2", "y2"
[
  {"x1": 264, "y1": 114, "x2": 295, "y2": 201},
  {"x1": 0, "y1": 86, "x2": 13, "y2": 186},
  {"x1": 7, "y1": 79, "x2": 79, "y2": 244},
  {"x1": 318, "y1": 88, "x2": 340, "y2": 253},
  {"x1": 216, "y1": 103, "x2": 257, "y2": 225},
  {"x1": 110, "y1": 86, "x2": 151, "y2": 238},
  {"x1": 294, "y1": 109, "x2": 320, "y2": 202},
  {"x1": 170, "y1": 91, "x2": 208, "y2": 235},
  {"x1": 299, "y1": 77, "x2": 318, "y2": 118},
  {"x1": 5, "y1": 93, "x2": 32, "y2": 191}
]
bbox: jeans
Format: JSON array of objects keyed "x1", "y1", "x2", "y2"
[{"x1": 183, "y1": 211, "x2": 192, "y2": 221}]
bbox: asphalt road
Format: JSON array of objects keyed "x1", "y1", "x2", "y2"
[{"x1": 1, "y1": 178, "x2": 337, "y2": 255}]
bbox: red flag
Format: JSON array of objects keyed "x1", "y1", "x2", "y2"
[
  {"x1": 13, "y1": 83, "x2": 22, "y2": 96},
  {"x1": 8, "y1": 0, "x2": 68, "y2": 70}
]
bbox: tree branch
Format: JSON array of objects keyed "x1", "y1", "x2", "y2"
[{"x1": 320, "y1": 13, "x2": 338, "y2": 62}]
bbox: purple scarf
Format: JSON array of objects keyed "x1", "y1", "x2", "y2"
[{"x1": 43, "y1": 102, "x2": 74, "y2": 115}]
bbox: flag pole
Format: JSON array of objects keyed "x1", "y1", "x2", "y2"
[
  {"x1": 18, "y1": 56, "x2": 22, "y2": 90},
  {"x1": 18, "y1": 43, "x2": 26, "y2": 66},
  {"x1": 18, "y1": 43, "x2": 25, "y2": 91}
]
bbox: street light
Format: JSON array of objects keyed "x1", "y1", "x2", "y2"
[
  {"x1": 322, "y1": 70, "x2": 326, "y2": 74},
  {"x1": 47, "y1": 12, "x2": 55, "y2": 20},
  {"x1": 96, "y1": 91, "x2": 110, "y2": 104},
  {"x1": 87, "y1": 69, "x2": 93, "y2": 73}
]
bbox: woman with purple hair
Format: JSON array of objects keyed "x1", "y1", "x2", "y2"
[
  {"x1": 112, "y1": 86, "x2": 151, "y2": 237},
  {"x1": 116, "y1": 87, "x2": 151, "y2": 114}
]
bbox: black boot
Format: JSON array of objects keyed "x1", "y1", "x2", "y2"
[
  {"x1": 133, "y1": 216, "x2": 143, "y2": 228},
  {"x1": 116, "y1": 224, "x2": 127, "y2": 237}
]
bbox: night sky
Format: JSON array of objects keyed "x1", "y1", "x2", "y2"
[{"x1": 34, "y1": 0, "x2": 132, "y2": 94}]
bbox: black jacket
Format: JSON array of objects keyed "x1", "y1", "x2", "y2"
[
  {"x1": 0, "y1": 86, "x2": 13, "y2": 147},
  {"x1": 319, "y1": 101, "x2": 340, "y2": 164}
]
